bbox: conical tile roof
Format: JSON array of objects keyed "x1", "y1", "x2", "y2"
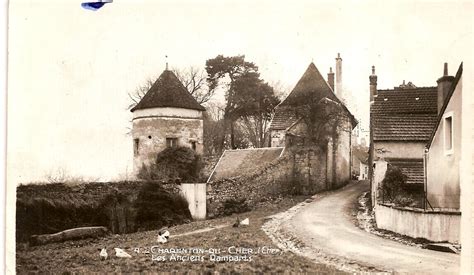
[
  {"x1": 280, "y1": 62, "x2": 337, "y2": 106},
  {"x1": 131, "y1": 69, "x2": 205, "y2": 112},
  {"x1": 270, "y1": 62, "x2": 356, "y2": 130}
]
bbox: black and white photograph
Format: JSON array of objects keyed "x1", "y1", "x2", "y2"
[{"x1": 5, "y1": 0, "x2": 474, "y2": 273}]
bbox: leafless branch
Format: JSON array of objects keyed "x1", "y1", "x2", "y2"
[{"x1": 173, "y1": 66, "x2": 214, "y2": 104}]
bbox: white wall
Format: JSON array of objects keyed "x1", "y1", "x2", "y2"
[
  {"x1": 426, "y1": 75, "x2": 462, "y2": 210},
  {"x1": 375, "y1": 204, "x2": 460, "y2": 243},
  {"x1": 371, "y1": 159, "x2": 387, "y2": 206},
  {"x1": 181, "y1": 183, "x2": 206, "y2": 220},
  {"x1": 460, "y1": 60, "x2": 473, "y2": 274},
  {"x1": 133, "y1": 107, "x2": 202, "y2": 119},
  {"x1": 374, "y1": 141, "x2": 425, "y2": 160},
  {"x1": 359, "y1": 162, "x2": 368, "y2": 180}
]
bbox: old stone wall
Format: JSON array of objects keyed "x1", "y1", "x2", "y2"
[
  {"x1": 270, "y1": 129, "x2": 286, "y2": 147},
  {"x1": 207, "y1": 147, "x2": 328, "y2": 217},
  {"x1": 334, "y1": 122, "x2": 352, "y2": 187},
  {"x1": 132, "y1": 116, "x2": 203, "y2": 174},
  {"x1": 207, "y1": 154, "x2": 293, "y2": 218},
  {"x1": 290, "y1": 147, "x2": 328, "y2": 194}
]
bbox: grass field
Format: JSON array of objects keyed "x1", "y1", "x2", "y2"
[{"x1": 16, "y1": 196, "x2": 343, "y2": 274}]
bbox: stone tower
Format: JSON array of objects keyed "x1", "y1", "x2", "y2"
[{"x1": 130, "y1": 68, "x2": 206, "y2": 175}]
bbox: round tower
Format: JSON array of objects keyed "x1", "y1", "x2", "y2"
[{"x1": 130, "y1": 69, "x2": 206, "y2": 175}]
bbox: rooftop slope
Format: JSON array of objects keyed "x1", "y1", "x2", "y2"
[
  {"x1": 270, "y1": 62, "x2": 356, "y2": 131},
  {"x1": 131, "y1": 70, "x2": 205, "y2": 112},
  {"x1": 372, "y1": 87, "x2": 438, "y2": 141},
  {"x1": 387, "y1": 158, "x2": 424, "y2": 185},
  {"x1": 208, "y1": 148, "x2": 284, "y2": 182}
]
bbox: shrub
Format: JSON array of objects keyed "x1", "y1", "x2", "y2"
[
  {"x1": 16, "y1": 181, "x2": 192, "y2": 243},
  {"x1": 380, "y1": 166, "x2": 407, "y2": 201},
  {"x1": 138, "y1": 146, "x2": 202, "y2": 182},
  {"x1": 16, "y1": 196, "x2": 101, "y2": 242},
  {"x1": 222, "y1": 198, "x2": 251, "y2": 216},
  {"x1": 96, "y1": 190, "x2": 137, "y2": 234},
  {"x1": 379, "y1": 166, "x2": 424, "y2": 207},
  {"x1": 134, "y1": 181, "x2": 191, "y2": 231}
]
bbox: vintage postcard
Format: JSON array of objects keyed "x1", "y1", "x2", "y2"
[{"x1": 6, "y1": 0, "x2": 474, "y2": 273}]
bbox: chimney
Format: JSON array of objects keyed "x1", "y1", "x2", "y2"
[
  {"x1": 436, "y1": 63, "x2": 455, "y2": 113},
  {"x1": 369, "y1": 66, "x2": 377, "y2": 103},
  {"x1": 335, "y1": 53, "x2": 343, "y2": 98},
  {"x1": 327, "y1": 67, "x2": 335, "y2": 92}
]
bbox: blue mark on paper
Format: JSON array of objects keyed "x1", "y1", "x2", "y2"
[{"x1": 82, "y1": 0, "x2": 113, "y2": 11}]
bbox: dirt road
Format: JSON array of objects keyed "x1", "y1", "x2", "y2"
[{"x1": 284, "y1": 181, "x2": 460, "y2": 274}]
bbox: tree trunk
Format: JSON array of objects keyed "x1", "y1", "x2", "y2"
[
  {"x1": 230, "y1": 120, "x2": 235, "y2": 149},
  {"x1": 30, "y1": 226, "x2": 109, "y2": 246},
  {"x1": 258, "y1": 114, "x2": 264, "y2": 148},
  {"x1": 219, "y1": 119, "x2": 229, "y2": 153}
]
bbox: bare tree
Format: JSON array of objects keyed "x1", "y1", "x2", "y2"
[
  {"x1": 238, "y1": 115, "x2": 272, "y2": 148},
  {"x1": 173, "y1": 66, "x2": 214, "y2": 104},
  {"x1": 288, "y1": 95, "x2": 352, "y2": 147},
  {"x1": 204, "y1": 101, "x2": 226, "y2": 121},
  {"x1": 127, "y1": 78, "x2": 154, "y2": 110}
]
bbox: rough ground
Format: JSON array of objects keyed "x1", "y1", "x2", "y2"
[
  {"x1": 271, "y1": 181, "x2": 460, "y2": 274},
  {"x1": 16, "y1": 196, "x2": 342, "y2": 274}
]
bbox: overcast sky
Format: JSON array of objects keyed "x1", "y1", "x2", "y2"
[{"x1": 7, "y1": 0, "x2": 473, "y2": 184}]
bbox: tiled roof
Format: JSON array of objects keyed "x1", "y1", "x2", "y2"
[
  {"x1": 270, "y1": 62, "x2": 356, "y2": 130},
  {"x1": 372, "y1": 87, "x2": 438, "y2": 114},
  {"x1": 208, "y1": 147, "x2": 284, "y2": 182},
  {"x1": 131, "y1": 70, "x2": 206, "y2": 112},
  {"x1": 269, "y1": 107, "x2": 299, "y2": 130},
  {"x1": 280, "y1": 62, "x2": 337, "y2": 106},
  {"x1": 373, "y1": 114, "x2": 438, "y2": 141},
  {"x1": 372, "y1": 86, "x2": 438, "y2": 141},
  {"x1": 387, "y1": 158, "x2": 424, "y2": 185}
]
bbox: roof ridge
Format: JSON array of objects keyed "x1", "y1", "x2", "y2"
[
  {"x1": 378, "y1": 86, "x2": 437, "y2": 92},
  {"x1": 224, "y1": 147, "x2": 285, "y2": 152}
]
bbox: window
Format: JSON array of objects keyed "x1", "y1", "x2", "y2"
[
  {"x1": 190, "y1": 141, "x2": 197, "y2": 151},
  {"x1": 134, "y1": 138, "x2": 139, "y2": 156},
  {"x1": 444, "y1": 113, "x2": 454, "y2": 154},
  {"x1": 166, "y1": 138, "x2": 178, "y2": 148}
]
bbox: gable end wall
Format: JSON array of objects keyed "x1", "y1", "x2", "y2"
[{"x1": 427, "y1": 75, "x2": 462, "y2": 210}]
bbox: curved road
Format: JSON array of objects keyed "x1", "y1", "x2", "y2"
[{"x1": 285, "y1": 181, "x2": 460, "y2": 274}]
